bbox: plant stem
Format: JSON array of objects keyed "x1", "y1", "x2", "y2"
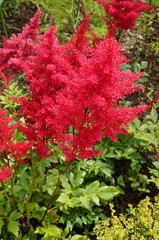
[
  {"x1": 75, "y1": 0, "x2": 81, "y2": 28},
  {"x1": 0, "y1": 3, "x2": 8, "y2": 38},
  {"x1": 40, "y1": 161, "x2": 71, "y2": 223},
  {"x1": 31, "y1": 156, "x2": 37, "y2": 202},
  {"x1": 47, "y1": 203, "x2": 63, "y2": 214}
]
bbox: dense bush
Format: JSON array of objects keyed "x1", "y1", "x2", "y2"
[
  {"x1": 0, "y1": 0, "x2": 158, "y2": 239},
  {"x1": 95, "y1": 192, "x2": 159, "y2": 239}
]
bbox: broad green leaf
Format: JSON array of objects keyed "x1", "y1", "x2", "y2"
[
  {"x1": 69, "y1": 171, "x2": 85, "y2": 188},
  {"x1": 44, "y1": 225, "x2": 62, "y2": 238},
  {"x1": 91, "y1": 195, "x2": 100, "y2": 205},
  {"x1": 57, "y1": 193, "x2": 70, "y2": 204},
  {"x1": 97, "y1": 186, "x2": 119, "y2": 200},
  {"x1": 133, "y1": 62, "x2": 141, "y2": 72},
  {"x1": 140, "y1": 61, "x2": 148, "y2": 69},
  {"x1": 8, "y1": 220, "x2": 20, "y2": 237},
  {"x1": 57, "y1": 193, "x2": 74, "y2": 209},
  {"x1": 17, "y1": 202, "x2": 25, "y2": 213},
  {"x1": 10, "y1": 211, "x2": 22, "y2": 221},
  {"x1": 84, "y1": 181, "x2": 100, "y2": 195},
  {"x1": 79, "y1": 196, "x2": 91, "y2": 210},
  {"x1": 150, "y1": 108, "x2": 158, "y2": 123},
  {"x1": 152, "y1": 161, "x2": 159, "y2": 169},
  {"x1": 35, "y1": 226, "x2": 46, "y2": 235}
]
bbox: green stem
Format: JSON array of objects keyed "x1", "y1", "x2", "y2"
[
  {"x1": 0, "y1": 4, "x2": 8, "y2": 38},
  {"x1": 40, "y1": 161, "x2": 71, "y2": 223},
  {"x1": 47, "y1": 203, "x2": 63, "y2": 214},
  {"x1": 24, "y1": 194, "x2": 30, "y2": 226},
  {"x1": 31, "y1": 157, "x2": 37, "y2": 202},
  {"x1": 75, "y1": 0, "x2": 81, "y2": 28}
]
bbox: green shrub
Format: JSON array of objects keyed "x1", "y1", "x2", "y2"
[{"x1": 95, "y1": 194, "x2": 159, "y2": 239}]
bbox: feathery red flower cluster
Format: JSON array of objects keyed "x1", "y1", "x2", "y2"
[
  {"x1": 0, "y1": 11, "x2": 148, "y2": 164},
  {"x1": 97, "y1": 0, "x2": 153, "y2": 31},
  {"x1": 0, "y1": 108, "x2": 32, "y2": 182}
]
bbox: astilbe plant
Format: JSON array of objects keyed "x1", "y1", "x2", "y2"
[
  {"x1": 0, "y1": 11, "x2": 148, "y2": 169},
  {"x1": 97, "y1": 0, "x2": 153, "y2": 32}
]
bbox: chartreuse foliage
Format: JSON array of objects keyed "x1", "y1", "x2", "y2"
[
  {"x1": 20, "y1": 0, "x2": 106, "y2": 41},
  {"x1": 0, "y1": 80, "x2": 25, "y2": 113},
  {"x1": 146, "y1": 0, "x2": 159, "y2": 6},
  {"x1": 95, "y1": 187, "x2": 159, "y2": 239}
]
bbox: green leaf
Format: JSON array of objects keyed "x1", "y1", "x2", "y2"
[
  {"x1": 8, "y1": 220, "x2": 20, "y2": 237},
  {"x1": 91, "y1": 195, "x2": 100, "y2": 205},
  {"x1": 150, "y1": 108, "x2": 158, "y2": 123},
  {"x1": 44, "y1": 225, "x2": 62, "y2": 238},
  {"x1": 57, "y1": 193, "x2": 70, "y2": 204},
  {"x1": 69, "y1": 171, "x2": 85, "y2": 188},
  {"x1": 17, "y1": 202, "x2": 25, "y2": 213},
  {"x1": 152, "y1": 161, "x2": 159, "y2": 169},
  {"x1": 84, "y1": 181, "x2": 100, "y2": 195},
  {"x1": 117, "y1": 175, "x2": 125, "y2": 187},
  {"x1": 10, "y1": 211, "x2": 22, "y2": 221},
  {"x1": 97, "y1": 186, "x2": 119, "y2": 200},
  {"x1": 35, "y1": 226, "x2": 46, "y2": 235},
  {"x1": 70, "y1": 235, "x2": 88, "y2": 240},
  {"x1": 0, "y1": 219, "x2": 4, "y2": 234},
  {"x1": 79, "y1": 196, "x2": 91, "y2": 210},
  {"x1": 133, "y1": 63, "x2": 141, "y2": 72},
  {"x1": 140, "y1": 61, "x2": 148, "y2": 69}
]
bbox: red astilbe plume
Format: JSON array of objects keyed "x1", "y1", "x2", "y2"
[
  {"x1": 97, "y1": 0, "x2": 153, "y2": 32},
  {"x1": 0, "y1": 10, "x2": 41, "y2": 80},
  {"x1": 0, "y1": 12, "x2": 148, "y2": 162},
  {"x1": 0, "y1": 167, "x2": 12, "y2": 182},
  {"x1": 0, "y1": 108, "x2": 32, "y2": 182}
]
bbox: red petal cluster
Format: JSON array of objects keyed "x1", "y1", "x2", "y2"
[
  {"x1": 0, "y1": 167, "x2": 12, "y2": 182},
  {"x1": 0, "y1": 107, "x2": 32, "y2": 181},
  {"x1": 97, "y1": 0, "x2": 153, "y2": 31},
  {"x1": 0, "y1": 11, "x2": 148, "y2": 162}
]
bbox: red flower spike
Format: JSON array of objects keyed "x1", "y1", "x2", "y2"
[
  {"x1": 97, "y1": 0, "x2": 153, "y2": 31},
  {"x1": 0, "y1": 11, "x2": 148, "y2": 162}
]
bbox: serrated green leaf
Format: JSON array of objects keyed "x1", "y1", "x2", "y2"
[
  {"x1": 97, "y1": 186, "x2": 119, "y2": 200},
  {"x1": 10, "y1": 211, "x2": 22, "y2": 221},
  {"x1": 84, "y1": 181, "x2": 100, "y2": 195},
  {"x1": 8, "y1": 220, "x2": 20, "y2": 237},
  {"x1": 57, "y1": 193, "x2": 70, "y2": 203},
  {"x1": 17, "y1": 202, "x2": 25, "y2": 213},
  {"x1": 70, "y1": 171, "x2": 85, "y2": 188},
  {"x1": 79, "y1": 196, "x2": 91, "y2": 210},
  {"x1": 44, "y1": 225, "x2": 62, "y2": 238},
  {"x1": 35, "y1": 226, "x2": 46, "y2": 235},
  {"x1": 91, "y1": 195, "x2": 100, "y2": 205}
]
